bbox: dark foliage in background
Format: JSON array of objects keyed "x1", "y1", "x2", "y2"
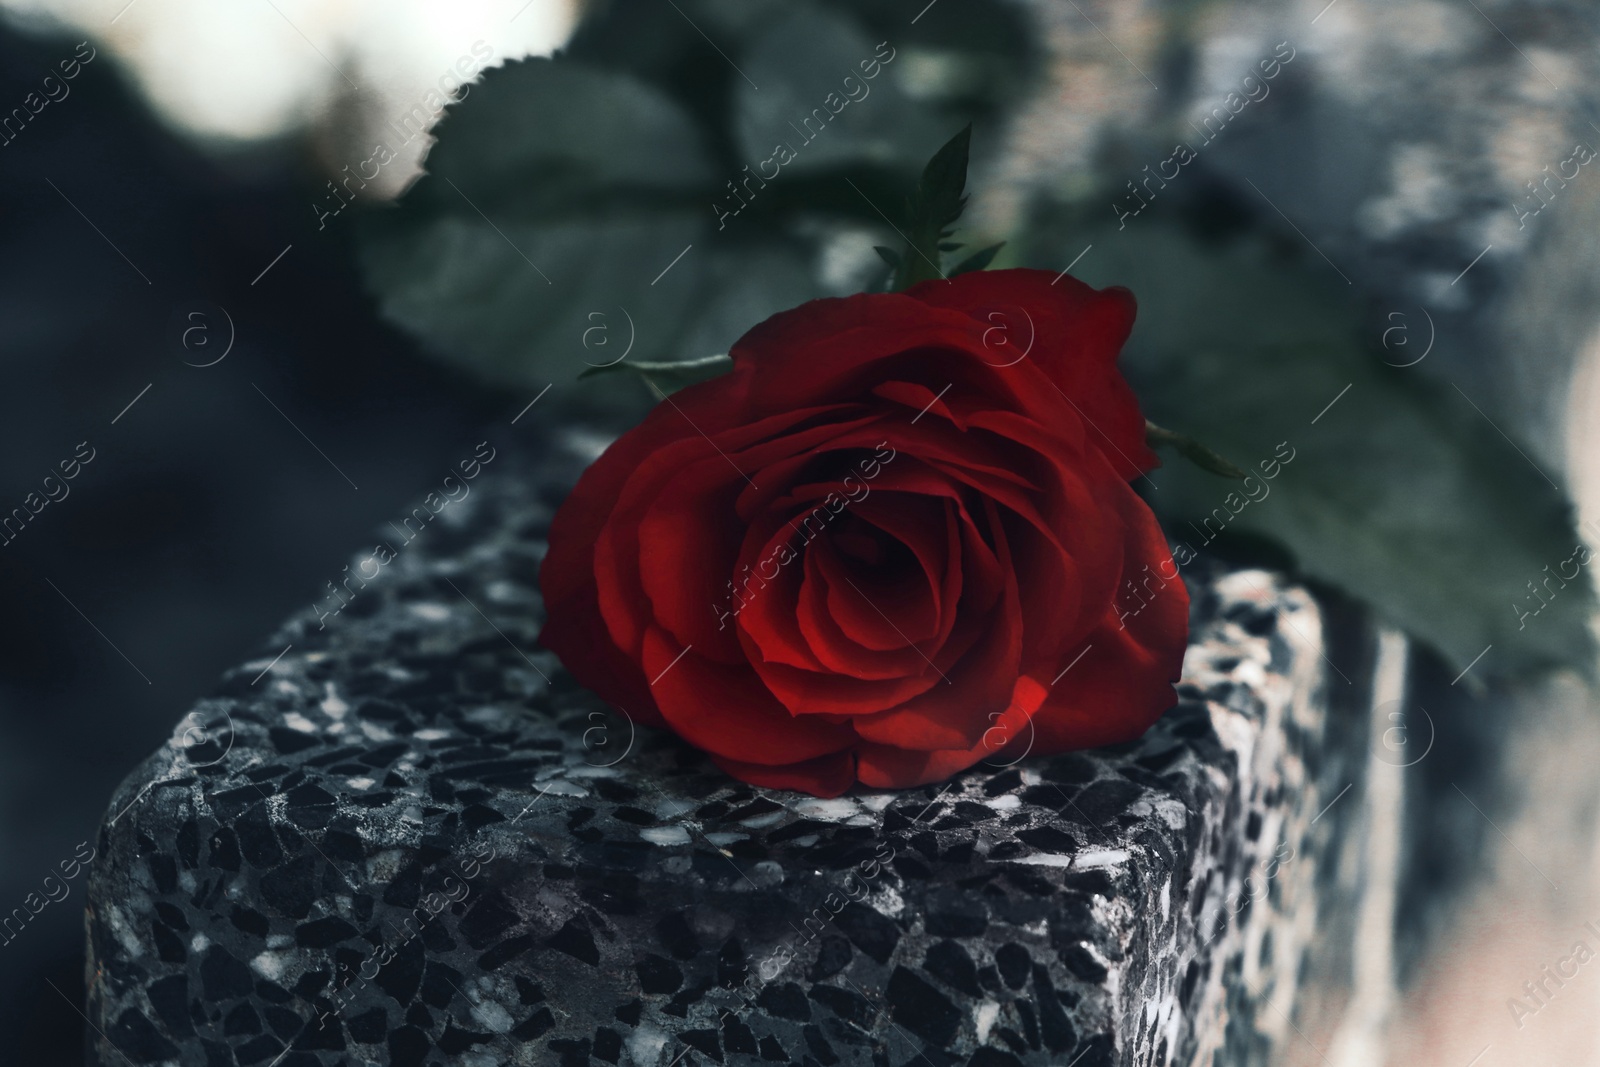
[{"x1": 0, "y1": 26, "x2": 504, "y2": 1066}]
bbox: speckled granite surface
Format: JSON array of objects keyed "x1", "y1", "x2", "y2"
[{"x1": 85, "y1": 430, "x2": 1361, "y2": 1067}]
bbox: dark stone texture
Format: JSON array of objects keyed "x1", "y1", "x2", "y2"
[{"x1": 87, "y1": 438, "x2": 1356, "y2": 1065}]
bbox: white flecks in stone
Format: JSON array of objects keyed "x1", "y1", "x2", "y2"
[
  {"x1": 975, "y1": 1000, "x2": 1000, "y2": 1044},
  {"x1": 703, "y1": 832, "x2": 747, "y2": 846},
  {"x1": 986, "y1": 794, "x2": 1021, "y2": 811},
  {"x1": 272, "y1": 679, "x2": 298, "y2": 696},
  {"x1": 1210, "y1": 704, "x2": 1257, "y2": 768},
  {"x1": 1012, "y1": 852, "x2": 1075, "y2": 868},
  {"x1": 463, "y1": 705, "x2": 508, "y2": 726},
  {"x1": 1074, "y1": 849, "x2": 1132, "y2": 869},
  {"x1": 1234, "y1": 658, "x2": 1270, "y2": 691},
  {"x1": 320, "y1": 683, "x2": 348, "y2": 716},
  {"x1": 190, "y1": 933, "x2": 210, "y2": 954},
  {"x1": 413, "y1": 728, "x2": 451, "y2": 742},
  {"x1": 844, "y1": 813, "x2": 876, "y2": 827},
  {"x1": 177, "y1": 870, "x2": 196, "y2": 894},
  {"x1": 485, "y1": 580, "x2": 523, "y2": 604},
  {"x1": 345, "y1": 777, "x2": 376, "y2": 791},
  {"x1": 864, "y1": 882, "x2": 905, "y2": 919},
  {"x1": 409, "y1": 602, "x2": 452, "y2": 622},
  {"x1": 465, "y1": 990, "x2": 514, "y2": 1033},
  {"x1": 1152, "y1": 797, "x2": 1189, "y2": 832},
  {"x1": 532, "y1": 778, "x2": 587, "y2": 797},
  {"x1": 266, "y1": 935, "x2": 292, "y2": 950},
  {"x1": 641, "y1": 825, "x2": 691, "y2": 846},
  {"x1": 359, "y1": 720, "x2": 396, "y2": 742},
  {"x1": 367, "y1": 849, "x2": 411, "y2": 884},
  {"x1": 564, "y1": 764, "x2": 622, "y2": 780},
  {"x1": 627, "y1": 1025, "x2": 668, "y2": 1067},
  {"x1": 654, "y1": 798, "x2": 697, "y2": 820},
  {"x1": 790, "y1": 797, "x2": 861, "y2": 822},
  {"x1": 1215, "y1": 569, "x2": 1280, "y2": 604},
  {"x1": 283, "y1": 712, "x2": 318, "y2": 734},
  {"x1": 501, "y1": 667, "x2": 547, "y2": 697},
  {"x1": 1019, "y1": 767, "x2": 1043, "y2": 786},
  {"x1": 789, "y1": 834, "x2": 819, "y2": 848},
  {"x1": 251, "y1": 950, "x2": 287, "y2": 980},
  {"x1": 738, "y1": 811, "x2": 786, "y2": 829},
  {"x1": 857, "y1": 793, "x2": 896, "y2": 811},
  {"x1": 746, "y1": 860, "x2": 784, "y2": 888}
]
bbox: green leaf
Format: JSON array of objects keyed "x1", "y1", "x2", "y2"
[
  {"x1": 950, "y1": 241, "x2": 1005, "y2": 275},
  {"x1": 356, "y1": 60, "x2": 721, "y2": 390},
  {"x1": 581, "y1": 354, "x2": 734, "y2": 395},
  {"x1": 916, "y1": 123, "x2": 972, "y2": 230},
  {"x1": 1026, "y1": 214, "x2": 1596, "y2": 681},
  {"x1": 1146, "y1": 420, "x2": 1247, "y2": 479},
  {"x1": 361, "y1": 209, "x2": 710, "y2": 390},
  {"x1": 357, "y1": 57, "x2": 837, "y2": 395},
  {"x1": 895, "y1": 123, "x2": 972, "y2": 288},
  {"x1": 357, "y1": 4, "x2": 1037, "y2": 398},
  {"x1": 416, "y1": 58, "x2": 715, "y2": 214}
]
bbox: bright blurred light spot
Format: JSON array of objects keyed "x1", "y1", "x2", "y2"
[{"x1": 0, "y1": 0, "x2": 578, "y2": 158}]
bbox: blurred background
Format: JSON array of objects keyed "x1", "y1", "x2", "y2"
[{"x1": 1, "y1": 0, "x2": 1598, "y2": 1064}]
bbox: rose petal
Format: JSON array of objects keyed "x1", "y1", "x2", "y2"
[
  {"x1": 855, "y1": 675, "x2": 1049, "y2": 789},
  {"x1": 848, "y1": 495, "x2": 1024, "y2": 752},
  {"x1": 725, "y1": 293, "x2": 1098, "y2": 458},
  {"x1": 1028, "y1": 505, "x2": 1189, "y2": 752},
  {"x1": 814, "y1": 513, "x2": 944, "y2": 651},
  {"x1": 539, "y1": 378, "x2": 750, "y2": 726},
  {"x1": 642, "y1": 625, "x2": 856, "y2": 765},
  {"x1": 905, "y1": 268, "x2": 1158, "y2": 480},
  {"x1": 605, "y1": 408, "x2": 889, "y2": 667},
  {"x1": 535, "y1": 574, "x2": 666, "y2": 731},
  {"x1": 792, "y1": 504, "x2": 932, "y2": 679}
]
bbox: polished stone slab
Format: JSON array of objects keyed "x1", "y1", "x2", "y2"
[{"x1": 86, "y1": 431, "x2": 1362, "y2": 1067}]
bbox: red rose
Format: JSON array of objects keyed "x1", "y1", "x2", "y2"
[{"x1": 539, "y1": 268, "x2": 1189, "y2": 798}]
